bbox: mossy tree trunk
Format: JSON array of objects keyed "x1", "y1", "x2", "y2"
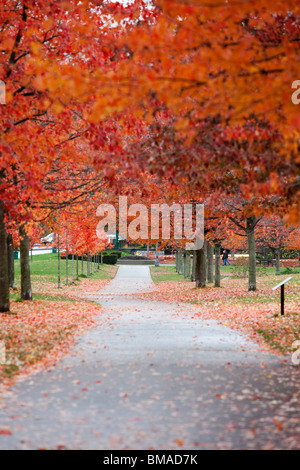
[
  {"x1": 183, "y1": 251, "x2": 191, "y2": 279},
  {"x1": 207, "y1": 242, "x2": 214, "y2": 283},
  {"x1": 57, "y1": 233, "x2": 61, "y2": 288},
  {"x1": 195, "y1": 248, "x2": 206, "y2": 288},
  {"x1": 191, "y1": 250, "x2": 196, "y2": 281},
  {"x1": 0, "y1": 202, "x2": 9, "y2": 312},
  {"x1": 178, "y1": 250, "x2": 183, "y2": 275},
  {"x1": 19, "y1": 223, "x2": 32, "y2": 301},
  {"x1": 230, "y1": 214, "x2": 260, "y2": 292},
  {"x1": 72, "y1": 253, "x2": 75, "y2": 283},
  {"x1": 214, "y1": 244, "x2": 221, "y2": 288},
  {"x1": 66, "y1": 234, "x2": 69, "y2": 286},
  {"x1": 7, "y1": 233, "x2": 15, "y2": 289},
  {"x1": 247, "y1": 216, "x2": 257, "y2": 291},
  {"x1": 175, "y1": 251, "x2": 179, "y2": 272}
]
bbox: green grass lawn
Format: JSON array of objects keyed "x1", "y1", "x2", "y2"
[
  {"x1": 149, "y1": 265, "x2": 242, "y2": 283},
  {"x1": 150, "y1": 266, "x2": 187, "y2": 283},
  {"x1": 13, "y1": 253, "x2": 118, "y2": 285},
  {"x1": 150, "y1": 264, "x2": 300, "y2": 283}
]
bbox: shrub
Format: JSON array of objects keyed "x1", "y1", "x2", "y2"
[
  {"x1": 110, "y1": 251, "x2": 122, "y2": 259},
  {"x1": 102, "y1": 254, "x2": 118, "y2": 265}
]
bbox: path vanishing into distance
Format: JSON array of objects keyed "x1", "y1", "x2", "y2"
[{"x1": 0, "y1": 266, "x2": 299, "y2": 450}]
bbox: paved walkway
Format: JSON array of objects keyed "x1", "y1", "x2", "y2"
[{"x1": 0, "y1": 266, "x2": 299, "y2": 449}]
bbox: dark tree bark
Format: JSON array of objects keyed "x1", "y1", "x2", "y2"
[
  {"x1": 183, "y1": 251, "x2": 191, "y2": 279},
  {"x1": 247, "y1": 216, "x2": 257, "y2": 291},
  {"x1": 214, "y1": 244, "x2": 221, "y2": 288},
  {"x1": 207, "y1": 242, "x2": 214, "y2": 283},
  {"x1": 195, "y1": 248, "x2": 206, "y2": 288},
  {"x1": 178, "y1": 250, "x2": 183, "y2": 275},
  {"x1": 72, "y1": 253, "x2": 75, "y2": 283},
  {"x1": 66, "y1": 234, "x2": 69, "y2": 286},
  {"x1": 57, "y1": 233, "x2": 61, "y2": 288},
  {"x1": 0, "y1": 202, "x2": 10, "y2": 312},
  {"x1": 191, "y1": 250, "x2": 196, "y2": 281},
  {"x1": 7, "y1": 233, "x2": 15, "y2": 288},
  {"x1": 230, "y1": 214, "x2": 259, "y2": 292},
  {"x1": 19, "y1": 223, "x2": 32, "y2": 301}
]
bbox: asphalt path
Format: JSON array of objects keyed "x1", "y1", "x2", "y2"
[{"x1": 0, "y1": 266, "x2": 299, "y2": 450}]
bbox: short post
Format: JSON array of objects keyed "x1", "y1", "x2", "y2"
[
  {"x1": 272, "y1": 277, "x2": 292, "y2": 316},
  {"x1": 281, "y1": 285, "x2": 284, "y2": 316}
]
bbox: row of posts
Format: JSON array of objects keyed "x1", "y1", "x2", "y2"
[{"x1": 57, "y1": 233, "x2": 103, "y2": 288}]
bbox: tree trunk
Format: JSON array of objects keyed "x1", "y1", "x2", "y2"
[
  {"x1": 207, "y1": 242, "x2": 214, "y2": 283},
  {"x1": 76, "y1": 254, "x2": 79, "y2": 280},
  {"x1": 203, "y1": 239, "x2": 207, "y2": 280},
  {"x1": 66, "y1": 235, "x2": 69, "y2": 286},
  {"x1": 155, "y1": 243, "x2": 159, "y2": 267},
  {"x1": 184, "y1": 251, "x2": 191, "y2": 279},
  {"x1": 57, "y1": 233, "x2": 61, "y2": 288},
  {"x1": 0, "y1": 202, "x2": 10, "y2": 312},
  {"x1": 214, "y1": 244, "x2": 221, "y2": 287},
  {"x1": 7, "y1": 233, "x2": 15, "y2": 288},
  {"x1": 275, "y1": 249, "x2": 281, "y2": 275},
  {"x1": 180, "y1": 251, "x2": 184, "y2": 274},
  {"x1": 175, "y1": 251, "x2": 179, "y2": 272},
  {"x1": 195, "y1": 248, "x2": 206, "y2": 288},
  {"x1": 19, "y1": 223, "x2": 32, "y2": 300},
  {"x1": 247, "y1": 216, "x2": 257, "y2": 291},
  {"x1": 72, "y1": 253, "x2": 75, "y2": 283},
  {"x1": 191, "y1": 250, "x2": 196, "y2": 281}
]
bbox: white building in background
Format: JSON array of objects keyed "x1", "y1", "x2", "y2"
[{"x1": 41, "y1": 232, "x2": 55, "y2": 244}]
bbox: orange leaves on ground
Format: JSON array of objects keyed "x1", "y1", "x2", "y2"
[
  {"x1": 136, "y1": 275, "x2": 300, "y2": 355},
  {"x1": 0, "y1": 279, "x2": 110, "y2": 387}
]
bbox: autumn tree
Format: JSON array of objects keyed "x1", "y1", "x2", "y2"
[{"x1": 256, "y1": 216, "x2": 296, "y2": 274}]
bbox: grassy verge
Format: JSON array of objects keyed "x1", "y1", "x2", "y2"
[
  {"x1": 150, "y1": 266, "x2": 187, "y2": 283},
  {"x1": 13, "y1": 253, "x2": 118, "y2": 284},
  {"x1": 256, "y1": 312, "x2": 299, "y2": 354}
]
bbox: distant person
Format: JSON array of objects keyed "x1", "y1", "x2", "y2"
[{"x1": 222, "y1": 249, "x2": 231, "y2": 266}]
